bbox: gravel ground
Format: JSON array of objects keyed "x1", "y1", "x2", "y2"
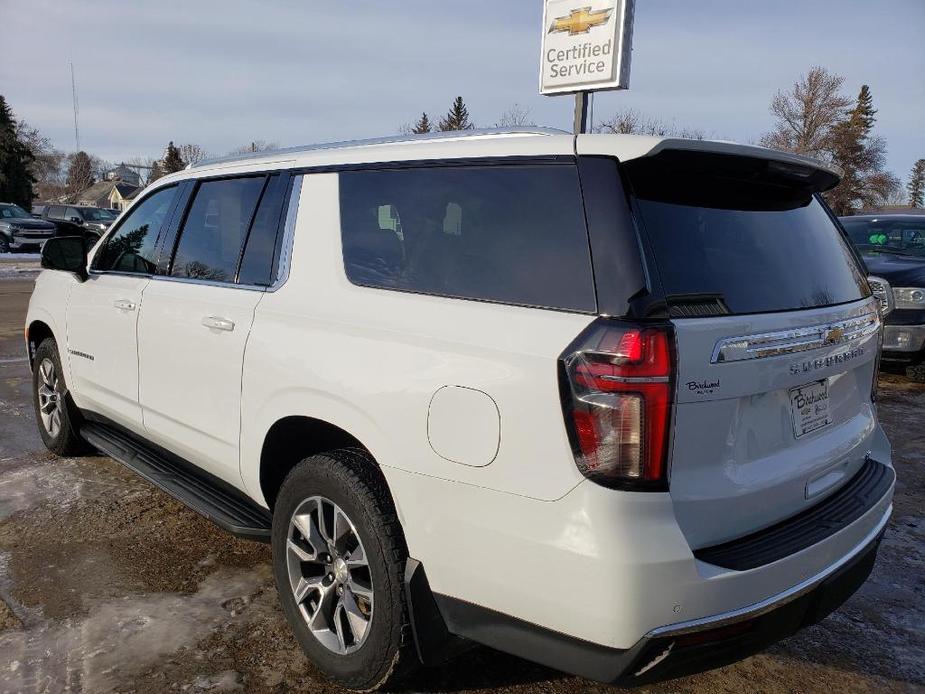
[{"x1": 0, "y1": 273, "x2": 922, "y2": 693}]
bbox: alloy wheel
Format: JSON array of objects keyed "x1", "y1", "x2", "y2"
[
  {"x1": 36, "y1": 357, "x2": 62, "y2": 437},
  {"x1": 286, "y1": 495, "x2": 374, "y2": 654}
]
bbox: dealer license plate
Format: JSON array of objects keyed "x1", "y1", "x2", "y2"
[{"x1": 789, "y1": 379, "x2": 831, "y2": 438}]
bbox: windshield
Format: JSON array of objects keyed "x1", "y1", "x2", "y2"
[
  {"x1": 841, "y1": 217, "x2": 925, "y2": 257},
  {"x1": 81, "y1": 208, "x2": 116, "y2": 221},
  {"x1": 0, "y1": 204, "x2": 32, "y2": 219}
]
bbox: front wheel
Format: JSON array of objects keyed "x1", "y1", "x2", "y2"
[
  {"x1": 31, "y1": 338, "x2": 88, "y2": 455},
  {"x1": 271, "y1": 449, "x2": 416, "y2": 691},
  {"x1": 0, "y1": 235, "x2": 10, "y2": 253}
]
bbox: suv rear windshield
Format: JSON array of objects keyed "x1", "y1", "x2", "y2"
[{"x1": 624, "y1": 152, "x2": 868, "y2": 315}]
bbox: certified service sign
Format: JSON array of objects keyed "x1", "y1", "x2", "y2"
[{"x1": 539, "y1": 0, "x2": 635, "y2": 95}]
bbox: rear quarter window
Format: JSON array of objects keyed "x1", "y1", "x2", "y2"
[{"x1": 338, "y1": 164, "x2": 596, "y2": 312}]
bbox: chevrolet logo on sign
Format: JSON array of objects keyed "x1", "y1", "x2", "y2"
[
  {"x1": 549, "y1": 7, "x2": 613, "y2": 35},
  {"x1": 539, "y1": 0, "x2": 635, "y2": 95}
]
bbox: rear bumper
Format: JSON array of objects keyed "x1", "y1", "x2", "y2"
[{"x1": 427, "y1": 511, "x2": 886, "y2": 685}]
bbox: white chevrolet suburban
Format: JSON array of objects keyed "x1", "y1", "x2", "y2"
[{"x1": 26, "y1": 129, "x2": 895, "y2": 689}]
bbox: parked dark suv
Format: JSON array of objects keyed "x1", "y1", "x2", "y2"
[
  {"x1": 41, "y1": 204, "x2": 116, "y2": 243},
  {"x1": 0, "y1": 202, "x2": 57, "y2": 252},
  {"x1": 841, "y1": 214, "x2": 925, "y2": 381}
]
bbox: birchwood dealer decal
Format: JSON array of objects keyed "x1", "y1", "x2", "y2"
[{"x1": 539, "y1": 0, "x2": 635, "y2": 95}]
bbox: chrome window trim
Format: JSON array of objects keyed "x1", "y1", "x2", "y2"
[
  {"x1": 267, "y1": 174, "x2": 303, "y2": 293},
  {"x1": 711, "y1": 303, "x2": 880, "y2": 364}
]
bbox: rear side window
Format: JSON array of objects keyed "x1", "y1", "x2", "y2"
[
  {"x1": 625, "y1": 152, "x2": 867, "y2": 315},
  {"x1": 171, "y1": 177, "x2": 264, "y2": 282},
  {"x1": 238, "y1": 174, "x2": 287, "y2": 286},
  {"x1": 48, "y1": 206, "x2": 65, "y2": 219},
  {"x1": 338, "y1": 164, "x2": 596, "y2": 312}
]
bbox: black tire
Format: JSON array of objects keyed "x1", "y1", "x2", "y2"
[
  {"x1": 906, "y1": 362, "x2": 925, "y2": 383},
  {"x1": 271, "y1": 449, "x2": 416, "y2": 691},
  {"x1": 32, "y1": 338, "x2": 88, "y2": 455},
  {"x1": 0, "y1": 235, "x2": 10, "y2": 253}
]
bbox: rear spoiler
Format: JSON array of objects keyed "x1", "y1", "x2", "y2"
[{"x1": 577, "y1": 135, "x2": 842, "y2": 193}]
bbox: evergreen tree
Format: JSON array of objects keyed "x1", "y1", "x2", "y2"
[
  {"x1": 65, "y1": 151, "x2": 95, "y2": 194},
  {"x1": 852, "y1": 84, "x2": 876, "y2": 131},
  {"x1": 908, "y1": 159, "x2": 925, "y2": 208},
  {"x1": 0, "y1": 95, "x2": 36, "y2": 209},
  {"x1": 411, "y1": 112, "x2": 432, "y2": 134},
  {"x1": 162, "y1": 141, "x2": 185, "y2": 174},
  {"x1": 438, "y1": 97, "x2": 474, "y2": 131},
  {"x1": 825, "y1": 85, "x2": 897, "y2": 215},
  {"x1": 148, "y1": 161, "x2": 163, "y2": 183}
]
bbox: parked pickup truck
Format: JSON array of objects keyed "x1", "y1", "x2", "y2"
[
  {"x1": 0, "y1": 202, "x2": 57, "y2": 252},
  {"x1": 41, "y1": 204, "x2": 117, "y2": 245},
  {"x1": 841, "y1": 214, "x2": 925, "y2": 382}
]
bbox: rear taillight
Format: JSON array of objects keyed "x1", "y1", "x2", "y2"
[{"x1": 559, "y1": 320, "x2": 674, "y2": 491}]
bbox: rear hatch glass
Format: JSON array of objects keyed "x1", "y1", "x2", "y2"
[
  {"x1": 625, "y1": 151, "x2": 868, "y2": 316},
  {"x1": 622, "y1": 150, "x2": 880, "y2": 550}
]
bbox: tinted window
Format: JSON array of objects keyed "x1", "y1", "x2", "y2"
[
  {"x1": 238, "y1": 174, "x2": 287, "y2": 286},
  {"x1": 65, "y1": 207, "x2": 83, "y2": 221},
  {"x1": 0, "y1": 204, "x2": 30, "y2": 219},
  {"x1": 171, "y1": 177, "x2": 265, "y2": 282},
  {"x1": 94, "y1": 186, "x2": 178, "y2": 274},
  {"x1": 841, "y1": 217, "x2": 925, "y2": 258},
  {"x1": 625, "y1": 155, "x2": 867, "y2": 315},
  {"x1": 48, "y1": 206, "x2": 65, "y2": 219},
  {"x1": 338, "y1": 165, "x2": 596, "y2": 311}
]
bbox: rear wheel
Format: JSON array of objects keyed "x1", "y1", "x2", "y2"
[
  {"x1": 32, "y1": 338, "x2": 87, "y2": 455},
  {"x1": 906, "y1": 362, "x2": 925, "y2": 383},
  {"x1": 271, "y1": 449, "x2": 415, "y2": 690}
]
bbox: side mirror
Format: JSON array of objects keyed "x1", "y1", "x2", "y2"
[{"x1": 41, "y1": 236, "x2": 88, "y2": 281}]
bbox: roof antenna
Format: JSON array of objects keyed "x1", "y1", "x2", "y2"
[{"x1": 70, "y1": 61, "x2": 80, "y2": 151}]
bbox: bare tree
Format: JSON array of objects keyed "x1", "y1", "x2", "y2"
[
  {"x1": 15, "y1": 120, "x2": 64, "y2": 184},
  {"x1": 178, "y1": 143, "x2": 207, "y2": 166},
  {"x1": 760, "y1": 66, "x2": 851, "y2": 157},
  {"x1": 65, "y1": 151, "x2": 95, "y2": 194},
  {"x1": 496, "y1": 103, "x2": 534, "y2": 128},
  {"x1": 228, "y1": 140, "x2": 279, "y2": 155},
  {"x1": 595, "y1": 108, "x2": 705, "y2": 139}
]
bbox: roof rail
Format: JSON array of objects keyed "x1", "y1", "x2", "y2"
[{"x1": 189, "y1": 127, "x2": 569, "y2": 170}]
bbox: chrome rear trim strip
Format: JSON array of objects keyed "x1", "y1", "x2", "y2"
[{"x1": 711, "y1": 306, "x2": 880, "y2": 364}]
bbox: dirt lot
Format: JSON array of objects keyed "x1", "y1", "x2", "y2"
[{"x1": 0, "y1": 271, "x2": 922, "y2": 693}]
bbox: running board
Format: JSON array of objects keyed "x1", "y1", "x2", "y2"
[{"x1": 81, "y1": 422, "x2": 272, "y2": 541}]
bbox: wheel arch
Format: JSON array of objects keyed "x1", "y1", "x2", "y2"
[
  {"x1": 26, "y1": 318, "x2": 56, "y2": 367},
  {"x1": 259, "y1": 415, "x2": 376, "y2": 511}
]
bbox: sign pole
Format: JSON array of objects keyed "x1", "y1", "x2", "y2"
[{"x1": 573, "y1": 91, "x2": 589, "y2": 135}]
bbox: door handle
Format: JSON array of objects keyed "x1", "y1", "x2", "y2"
[
  {"x1": 113, "y1": 299, "x2": 136, "y2": 311},
  {"x1": 201, "y1": 316, "x2": 235, "y2": 332}
]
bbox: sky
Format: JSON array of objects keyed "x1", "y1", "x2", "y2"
[{"x1": 1, "y1": 0, "x2": 923, "y2": 180}]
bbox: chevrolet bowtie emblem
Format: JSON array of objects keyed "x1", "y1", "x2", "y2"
[
  {"x1": 824, "y1": 326, "x2": 845, "y2": 344},
  {"x1": 549, "y1": 7, "x2": 613, "y2": 35}
]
